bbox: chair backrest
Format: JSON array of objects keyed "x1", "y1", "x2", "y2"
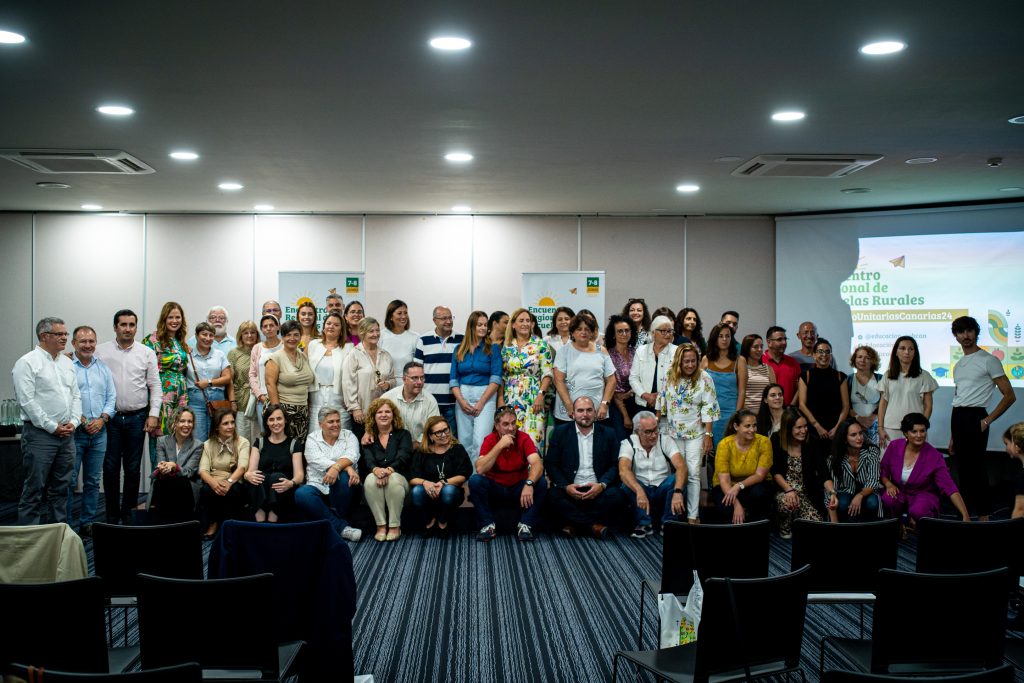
[
  {"x1": 660, "y1": 520, "x2": 771, "y2": 594},
  {"x1": 693, "y1": 565, "x2": 811, "y2": 682},
  {"x1": 791, "y1": 518, "x2": 900, "y2": 593},
  {"x1": 0, "y1": 577, "x2": 108, "y2": 674},
  {"x1": 916, "y1": 517, "x2": 1024, "y2": 591},
  {"x1": 10, "y1": 662, "x2": 203, "y2": 682},
  {"x1": 871, "y1": 567, "x2": 1008, "y2": 673},
  {"x1": 136, "y1": 573, "x2": 279, "y2": 678},
  {"x1": 92, "y1": 521, "x2": 204, "y2": 598},
  {"x1": 823, "y1": 664, "x2": 1015, "y2": 683}
]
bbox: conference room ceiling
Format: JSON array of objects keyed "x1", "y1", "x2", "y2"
[{"x1": 0, "y1": 1, "x2": 1022, "y2": 216}]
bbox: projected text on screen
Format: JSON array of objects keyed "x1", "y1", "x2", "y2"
[{"x1": 842, "y1": 231, "x2": 1024, "y2": 387}]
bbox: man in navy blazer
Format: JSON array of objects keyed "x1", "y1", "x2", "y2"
[{"x1": 544, "y1": 396, "x2": 625, "y2": 539}]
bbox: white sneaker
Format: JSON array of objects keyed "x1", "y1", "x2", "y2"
[{"x1": 341, "y1": 526, "x2": 362, "y2": 542}]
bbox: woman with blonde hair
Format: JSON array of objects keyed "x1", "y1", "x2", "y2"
[
  {"x1": 361, "y1": 398, "x2": 413, "y2": 541},
  {"x1": 342, "y1": 317, "x2": 395, "y2": 438},
  {"x1": 450, "y1": 310, "x2": 501, "y2": 462},
  {"x1": 660, "y1": 343, "x2": 719, "y2": 523},
  {"x1": 500, "y1": 308, "x2": 553, "y2": 454},
  {"x1": 227, "y1": 320, "x2": 259, "y2": 443},
  {"x1": 848, "y1": 344, "x2": 882, "y2": 444},
  {"x1": 143, "y1": 301, "x2": 190, "y2": 468}
]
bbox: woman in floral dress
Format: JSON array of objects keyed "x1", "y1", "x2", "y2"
[
  {"x1": 143, "y1": 301, "x2": 190, "y2": 469},
  {"x1": 500, "y1": 308, "x2": 553, "y2": 455}
]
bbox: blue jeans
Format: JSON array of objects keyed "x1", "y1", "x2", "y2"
[
  {"x1": 410, "y1": 484, "x2": 464, "y2": 524},
  {"x1": 622, "y1": 476, "x2": 681, "y2": 527},
  {"x1": 454, "y1": 384, "x2": 496, "y2": 464},
  {"x1": 187, "y1": 390, "x2": 213, "y2": 443},
  {"x1": 18, "y1": 422, "x2": 75, "y2": 525},
  {"x1": 67, "y1": 426, "x2": 107, "y2": 526},
  {"x1": 836, "y1": 491, "x2": 880, "y2": 522},
  {"x1": 294, "y1": 471, "x2": 358, "y2": 535},
  {"x1": 103, "y1": 410, "x2": 147, "y2": 522},
  {"x1": 468, "y1": 473, "x2": 547, "y2": 528}
]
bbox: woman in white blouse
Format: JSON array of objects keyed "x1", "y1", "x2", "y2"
[
  {"x1": 380, "y1": 299, "x2": 419, "y2": 374},
  {"x1": 628, "y1": 315, "x2": 677, "y2": 421},
  {"x1": 249, "y1": 314, "x2": 283, "y2": 417},
  {"x1": 308, "y1": 312, "x2": 353, "y2": 430},
  {"x1": 877, "y1": 336, "x2": 938, "y2": 447},
  {"x1": 342, "y1": 317, "x2": 395, "y2": 438}
]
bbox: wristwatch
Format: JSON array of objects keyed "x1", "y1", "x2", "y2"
[
  {"x1": 672, "y1": 488, "x2": 684, "y2": 495},
  {"x1": 737, "y1": 482, "x2": 745, "y2": 490},
  {"x1": 525, "y1": 479, "x2": 535, "y2": 487}
]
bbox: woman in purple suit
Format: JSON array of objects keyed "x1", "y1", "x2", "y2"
[{"x1": 879, "y1": 412, "x2": 970, "y2": 527}]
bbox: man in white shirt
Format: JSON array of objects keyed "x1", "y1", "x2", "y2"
[
  {"x1": 618, "y1": 411, "x2": 688, "y2": 537},
  {"x1": 295, "y1": 407, "x2": 363, "y2": 541},
  {"x1": 13, "y1": 317, "x2": 82, "y2": 525},
  {"x1": 94, "y1": 309, "x2": 162, "y2": 525},
  {"x1": 187, "y1": 306, "x2": 236, "y2": 354},
  {"x1": 544, "y1": 396, "x2": 625, "y2": 539},
  {"x1": 949, "y1": 315, "x2": 1016, "y2": 520},
  {"x1": 382, "y1": 362, "x2": 440, "y2": 443}
]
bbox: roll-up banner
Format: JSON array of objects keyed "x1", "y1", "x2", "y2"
[
  {"x1": 522, "y1": 271, "x2": 606, "y2": 332},
  {"x1": 278, "y1": 271, "x2": 365, "y2": 322}
]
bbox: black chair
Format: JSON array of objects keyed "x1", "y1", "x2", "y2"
[
  {"x1": 821, "y1": 567, "x2": 1008, "y2": 675},
  {"x1": 10, "y1": 662, "x2": 202, "y2": 682},
  {"x1": 0, "y1": 577, "x2": 138, "y2": 675},
  {"x1": 614, "y1": 565, "x2": 811, "y2": 683},
  {"x1": 638, "y1": 520, "x2": 770, "y2": 647},
  {"x1": 791, "y1": 518, "x2": 900, "y2": 635},
  {"x1": 136, "y1": 573, "x2": 303, "y2": 681},
  {"x1": 916, "y1": 517, "x2": 1024, "y2": 591},
  {"x1": 823, "y1": 664, "x2": 1015, "y2": 683},
  {"x1": 91, "y1": 521, "x2": 204, "y2": 646}
]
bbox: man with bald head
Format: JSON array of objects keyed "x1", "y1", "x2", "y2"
[
  {"x1": 415, "y1": 305, "x2": 463, "y2": 438},
  {"x1": 790, "y1": 321, "x2": 834, "y2": 370},
  {"x1": 544, "y1": 396, "x2": 625, "y2": 539}
]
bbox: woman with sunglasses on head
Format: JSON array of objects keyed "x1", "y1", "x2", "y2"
[
  {"x1": 877, "y1": 335, "x2": 938, "y2": 448},
  {"x1": 408, "y1": 416, "x2": 472, "y2": 537},
  {"x1": 342, "y1": 317, "x2": 395, "y2": 439},
  {"x1": 623, "y1": 298, "x2": 652, "y2": 346},
  {"x1": 798, "y1": 338, "x2": 850, "y2": 467}
]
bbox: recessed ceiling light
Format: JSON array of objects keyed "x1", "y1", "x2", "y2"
[
  {"x1": 430, "y1": 36, "x2": 472, "y2": 51},
  {"x1": 96, "y1": 104, "x2": 134, "y2": 117},
  {"x1": 841, "y1": 188, "x2": 872, "y2": 194},
  {"x1": 771, "y1": 111, "x2": 805, "y2": 122},
  {"x1": 169, "y1": 150, "x2": 199, "y2": 160},
  {"x1": 218, "y1": 182, "x2": 243, "y2": 190},
  {"x1": 451, "y1": 205, "x2": 472, "y2": 212},
  {"x1": 445, "y1": 152, "x2": 473, "y2": 162},
  {"x1": 714, "y1": 156, "x2": 743, "y2": 163},
  {"x1": 1008, "y1": 115, "x2": 1024, "y2": 125},
  {"x1": 253, "y1": 204, "x2": 274, "y2": 211},
  {"x1": 860, "y1": 40, "x2": 906, "y2": 55},
  {"x1": 676, "y1": 184, "x2": 700, "y2": 193},
  {"x1": 905, "y1": 157, "x2": 938, "y2": 164},
  {"x1": 998, "y1": 187, "x2": 1023, "y2": 192},
  {"x1": 81, "y1": 203, "x2": 103, "y2": 210},
  {"x1": 35, "y1": 182, "x2": 70, "y2": 189},
  {"x1": 0, "y1": 29, "x2": 26, "y2": 44}
]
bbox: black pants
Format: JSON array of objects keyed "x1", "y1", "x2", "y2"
[
  {"x1": 200, "y1": 480, "x2": 246, "y2": 524},
  {"x1": 249, "y1": 470, "x2": 296, "y2": 514},
  {"x1": 150, "y1": 476, "x2": 196, "y2": 524},
  {"x1": 548, "y1": 486, "x2": 626, "y2": 527},
  {"x1": 950, "y1": 406, "x2": 990, "y2": 516},
  {"x1": 712, "y1": 481, "x2": 773, "y2": 522}
]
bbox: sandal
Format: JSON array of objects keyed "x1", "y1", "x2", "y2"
[{"x1": 385, "y1": 528, "x2": 401, "y2": 541}]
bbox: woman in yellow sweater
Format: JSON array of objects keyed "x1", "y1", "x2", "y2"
[{"x1": 713, "y1": 408, "x2": 774, "y2": 524}]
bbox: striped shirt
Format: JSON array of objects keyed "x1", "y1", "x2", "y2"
[
  {"x1": 414, "y1": 333, "x2": 464, "y2": 407},
  {"x1": 830, "y1": 444, "x2": 881, "y2": 495}
]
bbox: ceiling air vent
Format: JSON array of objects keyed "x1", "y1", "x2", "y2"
[
  {"x1": 0, "y1": 149, "x2": 155, "y2": 174},
  {"x1": 731, "y1": 154, "x2": 883, "y2": 178}
]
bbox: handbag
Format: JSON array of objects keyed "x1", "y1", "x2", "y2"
[{"x1": 189, "y1": 352, "x2": 232, "y2": 418}]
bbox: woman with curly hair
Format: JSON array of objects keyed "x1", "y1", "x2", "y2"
[{"x1": 143, "y1": 301, "x2": 190, "y2": 468}]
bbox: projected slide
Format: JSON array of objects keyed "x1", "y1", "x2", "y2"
[{"x1": 841, "y1": 231, "x2": 1024, "y2": 387}]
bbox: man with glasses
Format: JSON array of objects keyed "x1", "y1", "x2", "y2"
[
  {"x1": 261, "y1": 300, "x2": 283, "y2": 318},
  {"x1": 618, "y1": 411, "x2": 687, "y2": 537},
  {"x1": 762, "y1": 325, "x2": 801, "y2": 404},
  {"x1": 95, "y1": 309, "x2": 162, "y2": 525},
  {"x1": 414, "y1": 306, "x2": 463, "y2": 438},
  {"x1": 382, "y1": 361, "x2": 440, "y2": 443},
  {"x1": 469, "y1": 405, "x2": 547, "y2": 542},
  {"x1": 187, "y1": 305, "x2": 235, "y2": 354},
  {"x1": 12, "y1": 317, "x2": 81, "y2": 524}
]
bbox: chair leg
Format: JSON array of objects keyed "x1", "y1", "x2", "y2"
[
  {"x1": 858, "y1": 603, "x2": 864, "y2": 638},
  {"x1": 122, "y1": 607, "x2": 129, "y2": 646},
  {"x1": 638, "y1": 581, "x2": 646, "y2": 649},
  {"x1": 612, "y1": 652, "x2": 619, "y2": 683}
]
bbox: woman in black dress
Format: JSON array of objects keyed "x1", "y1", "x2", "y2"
[{"x1": 797, "y1": 338, "x2": 850, "y2": 465}]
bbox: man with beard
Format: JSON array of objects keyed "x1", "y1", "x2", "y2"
[{"x1": 188, "y1": 306, "x2": 235, "y2": 353}]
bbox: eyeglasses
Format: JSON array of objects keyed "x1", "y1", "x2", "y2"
[
  {"x1": 655, "y1": 328, "x2": 673, "y2": 335},
  {"x1": 430, "y1": 427, "x2": 451, "y2": 437},
  {"x1": 638, "y1": 428, "x2": 658, "y2": 436},
  {"x1": 768, "y1": 336, "x2": 787, "y2": 342},
  {"x1": 628, "y1": 298, "x2": 646, "y2": 304},
  {"x1": 44, "y1": 332, "x2": 69, "y2": 338},
  {"x1": 434, "y1": 315, "x2": 453, "y2": 321},
  {"x1": 405, "y1": 375, "x2": 425, "y2": 382},
  {"x1": 815, "y1": 349, "x2": 832, "y2": 356},
  {"x1": 615, "y1": 328, "x2": 632, "y2": 335}
]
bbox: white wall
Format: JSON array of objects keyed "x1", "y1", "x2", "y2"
[{"x1": 0, "y1": 212, "x2": 775, "y2": 397}]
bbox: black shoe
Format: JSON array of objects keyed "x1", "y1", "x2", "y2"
[
  {"x1": 423, "y1": 524, "x2": 437, "y2": 538},
  {"x1": 79, "y1": 523, "x2": 93, "y2": 538},
  {"x1": 120, "y1": 514, "x2": 132, "y2": 526},
  {"x1": 437, "y1": 524, "x2": 451, "y2": 539}
]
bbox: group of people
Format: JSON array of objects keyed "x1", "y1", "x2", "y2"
[{"x1": 11, "y1": 294, "x2": 1017, "y2": 542}]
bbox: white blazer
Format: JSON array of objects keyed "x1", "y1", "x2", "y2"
[
  {"x1": 307, "y1": 339, "x2": 352, "y2": 401},
  {"x1": 628, "y1": 342, "x2": 677, "y2": 408}
]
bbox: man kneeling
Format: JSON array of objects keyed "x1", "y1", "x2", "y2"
[{"x1": 469, "y1": 406, "x2": 547, "y2": 542}]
